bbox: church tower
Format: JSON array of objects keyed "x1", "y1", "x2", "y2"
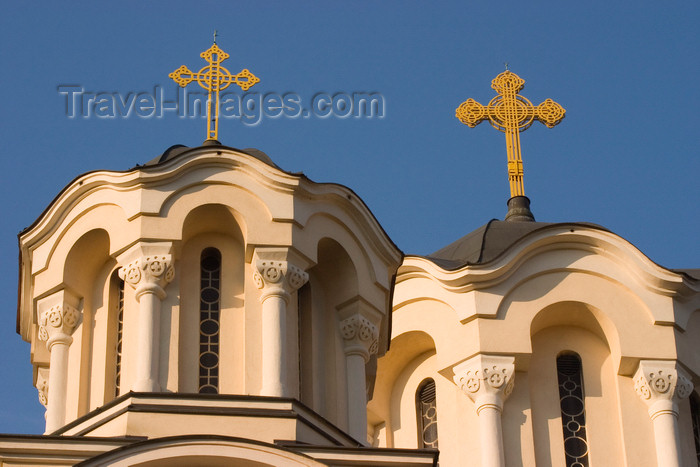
[
  {"x1": 7, "y1": 42, "x2": 442, "y2": 466},
  {"x1": 367, "y1": 70, "x2": 700, "y2": 466},
  {"x1": 2, "y1": 50, "x2": 699, "y2": 467},
  {"x1": 14, "y1": 138, "x2": 442, "y2": 464}
]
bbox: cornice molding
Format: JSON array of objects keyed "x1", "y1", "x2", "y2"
[
  {"x1": 396, "y1": 225, "x2": 696, "y2": 299},
  {"x1": 19, "y1": 149, "x2": 400, "y2": 265}
]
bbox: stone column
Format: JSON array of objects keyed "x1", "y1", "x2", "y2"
[
  {"x1": 634, "y1": 360, "x2": 694, "y2": 467},
  {"x1": 253, "y1": 254, "x2": 308, "y2": 397},
  {"x1": 38, "y1": 295, "x2": 82, "y2": 434},
  {"x1": 453, "y1": 355, "x2": 515, "y2": 467},
  {"x1": 118, "y1": 244, "x2": 174, "y2": 392},
  {"x1": 339, "y1": 313, "x2": 379, "y2": 443}
]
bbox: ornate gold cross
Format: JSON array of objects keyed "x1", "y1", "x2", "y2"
[
  {"x1": 456, "y1": 71, "x2": 565, "y2": 198},
  {"x1": 169, "y1": 42, "x2": 260, "y2": 142}
]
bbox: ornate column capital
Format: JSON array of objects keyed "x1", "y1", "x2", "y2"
[
  {"x1": 453, "y1": 354, "x2": 515, "y2": 414},
  {"x1": 38, "y1": 303, "x2": 82, "y2": 349},
  {"x1": 253, "y1": 259, "x2": 308, "y2": 303},
  {"x1": 634, "y1": 360, "x2": 694, "y2": 420},
  {"x1": 339, "y1": 314, "x2": 379, "y2": 362},
  {"x1": 119, "y1": 255, "x2": 174, "y2": 300},
  {"x1": 36, "y1": 367, "x2": 49, "y2": 408}
]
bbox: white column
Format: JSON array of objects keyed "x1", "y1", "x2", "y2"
[
  {"x1": 253, "y1": 256, "x2": 308, "y2": 397},
  {"x1": 38, "y1": 300, "x2": 82, "y2": 433},
  {"x1": 634, "y1": 360, "x2": 694, "y2": 467},
  {"x1": 453, "y1": 354, "x2": 515, "y2": 467},
  {"x1": 119, "y1": 249, "x2": 174, "y2": 392},
  {"x1": 339, "y1": 314, "x2": 379, "y2": 443}
]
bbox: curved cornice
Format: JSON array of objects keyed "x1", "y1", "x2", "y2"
[
  {"x1": 19, "y1": 146, "x2": 401, "y2": 263},
  {"x1": 17, "y1": 146, "x2": 402, "y2": 339},
  {"x1": 397, "y1": 224, "x2": 698, "y2": 299}
]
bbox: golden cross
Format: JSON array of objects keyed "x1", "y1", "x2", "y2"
[
  {"x1": 455, "y1": 71, "x2": 565, "y2": 198},
  {"x1": 169, "y1": 42, "x2": 260, "y2": 142}
]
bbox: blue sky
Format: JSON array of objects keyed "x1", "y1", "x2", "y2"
[{"x1": 0, "y1": 2, "x2": 698, "y2": 434}]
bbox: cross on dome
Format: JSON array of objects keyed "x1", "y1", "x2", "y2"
[
  {"x1": 169, "y1": 41, "x2": 260, "y2": 142},
  {"x1": 456, "y1": 70, "x2": 565, "y2": 199}
]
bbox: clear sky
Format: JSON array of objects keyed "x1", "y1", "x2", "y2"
[{"x1": 0, "y1": 2, "x2": 698, "y2": 434}]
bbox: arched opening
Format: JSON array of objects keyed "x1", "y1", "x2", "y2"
[
  {"x1": 179, "y1": 205, "x2": 245, "y2": 394},
  {"x1": 556, "y1": 352, "x2": 589, "y2": 467},
  {"x1": 62, "y1": 229, "x2": 113, "y2": 417},
  {"x1": 104, "y1": 269, "x2": 125, "y2": 399},
  {"x1": 528, "y1": 302, "x2": 623, "y2": 466},
  {"x1": 416, "y1": 378, "x2": 438, "y2": 449},
  {"x1": 199, "y1": 247, "x2": 222, "y2": 394},
  {"x1": 299, "y1": 238, "x2": 358, "y2": 427}
]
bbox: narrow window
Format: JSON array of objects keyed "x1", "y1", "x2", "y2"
[
  {"x1": 199, "y1": 248, "x2": 221, "y2": 394},
  {"x1": 114, "y1": 278, "x2": 124, "y2": 397},
  {"x1": 557, "y1": 353, "x2": 589, "y2": 467},
  {"x1": 416, "y1": 378, "x2": 438, "y2": 448},
  {"x1": 691, "y1": 392, "x2": 700, "y2": 463}
]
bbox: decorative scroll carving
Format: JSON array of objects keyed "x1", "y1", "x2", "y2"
[
  {"x1": 453, "y1": 355, "x2": 515, "y2": 413},
  {"x1": 118, "y1": 255, "x2": 174, "y2": 299},
  {"x1": 38, "y1": 303, "x2": 81, "y2": 346},
  {"x1": 339, "y1": 314, "x2": 379, "y2": 361},
  {"x1": 253, "y1": 260, "x2": 308, "y2": 301},
  {"x1": 634, "y1": 360, "x2": 694, "y2": 418}
]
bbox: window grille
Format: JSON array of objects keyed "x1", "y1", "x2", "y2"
[
  {"x1": 417, "y1": 379, "x2": 438, "y2": 448},
  {"x1": 690, "y1": 392, "x2": 700, "y2": 464},
  {"x1": 199, "y1": 248, "x2": 221, "y2": 394},
  {"x1": 557, "y1": 353, "x2": 589, "y2": 467},
  {"x1": 114, "y1": 279, "x2": 124, "y2": 397}
]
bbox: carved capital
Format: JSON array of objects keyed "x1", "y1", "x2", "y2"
[
  {"x1": 253, "y1": 260, "x2": 308, "y2": 302},
  {"x1": 339, "y1": 314, "x2": 379, "y2": 362},
  {"x1": 453, "y1": 355, "x2": 515, "y2": 414},
  {"x1": 36, "y1": 367, "x2": 49, "y2": 407},
  {"x1": 634, "y1": 360, "x2": 694, "y2": 420},
  {"x1": 119, "y1": 255, "x2": 174, "y2": 300},
  {"x1": 38, "y1": 303, "x2": 81, "y2": 349}
]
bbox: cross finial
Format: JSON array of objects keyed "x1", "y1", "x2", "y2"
[
  {"x1": 504, "y1": 61, "x2": 509, "y2": 71},
  {"x1": 168, "y1": 42, "x2": 260, "y2": 142},
  {"x1": 455, "y1": 71, "x2": 565, "y2": 199},
  {"x1": 213, "y1": 30, "x2": 218, "y2": 44}
]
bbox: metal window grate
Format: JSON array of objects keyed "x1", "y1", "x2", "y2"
[
  {"x1": 199, "y1": 248, "x2": 221, "y2": 394},
  {"x1": 691, "y1": 392, "x2": 700, "y2": 463},
  {"x1": 557, "y1": 353, "x2": 589, "y2": 467},
  {"x1": 114, "y1": 279, "x2": 124, "y2": 397},
  {"x1": 417, "y1": 379, "x2": 438, "y2": 449}
]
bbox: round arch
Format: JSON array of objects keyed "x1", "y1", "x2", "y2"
[{"x1": 76, "y1": 435, "x2": 324, "y2": 467}]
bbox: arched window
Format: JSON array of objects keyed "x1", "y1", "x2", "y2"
[
  {"x1": 114, "y1": 278, "x2": 124, "y2": 397},
  {"x1": 691, "y1": 391, "x2": 700, "y2": 463},
  {"x1": 199, "y1": 248, "x2": 221, "y2": 394},
  {"x1": 557, "y1": 352, "x2": 589, "y2": 467},
  {"x1": 416, "y1": 378, "x2": 438, "y2": 448}
]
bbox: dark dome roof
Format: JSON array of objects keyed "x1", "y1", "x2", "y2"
[
  {"x1": 425, "y1": 220, "x2": 608, "y2": 270},
  {"x1": 143, "y1": 142, "x2": 279, "y2": 169}
]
